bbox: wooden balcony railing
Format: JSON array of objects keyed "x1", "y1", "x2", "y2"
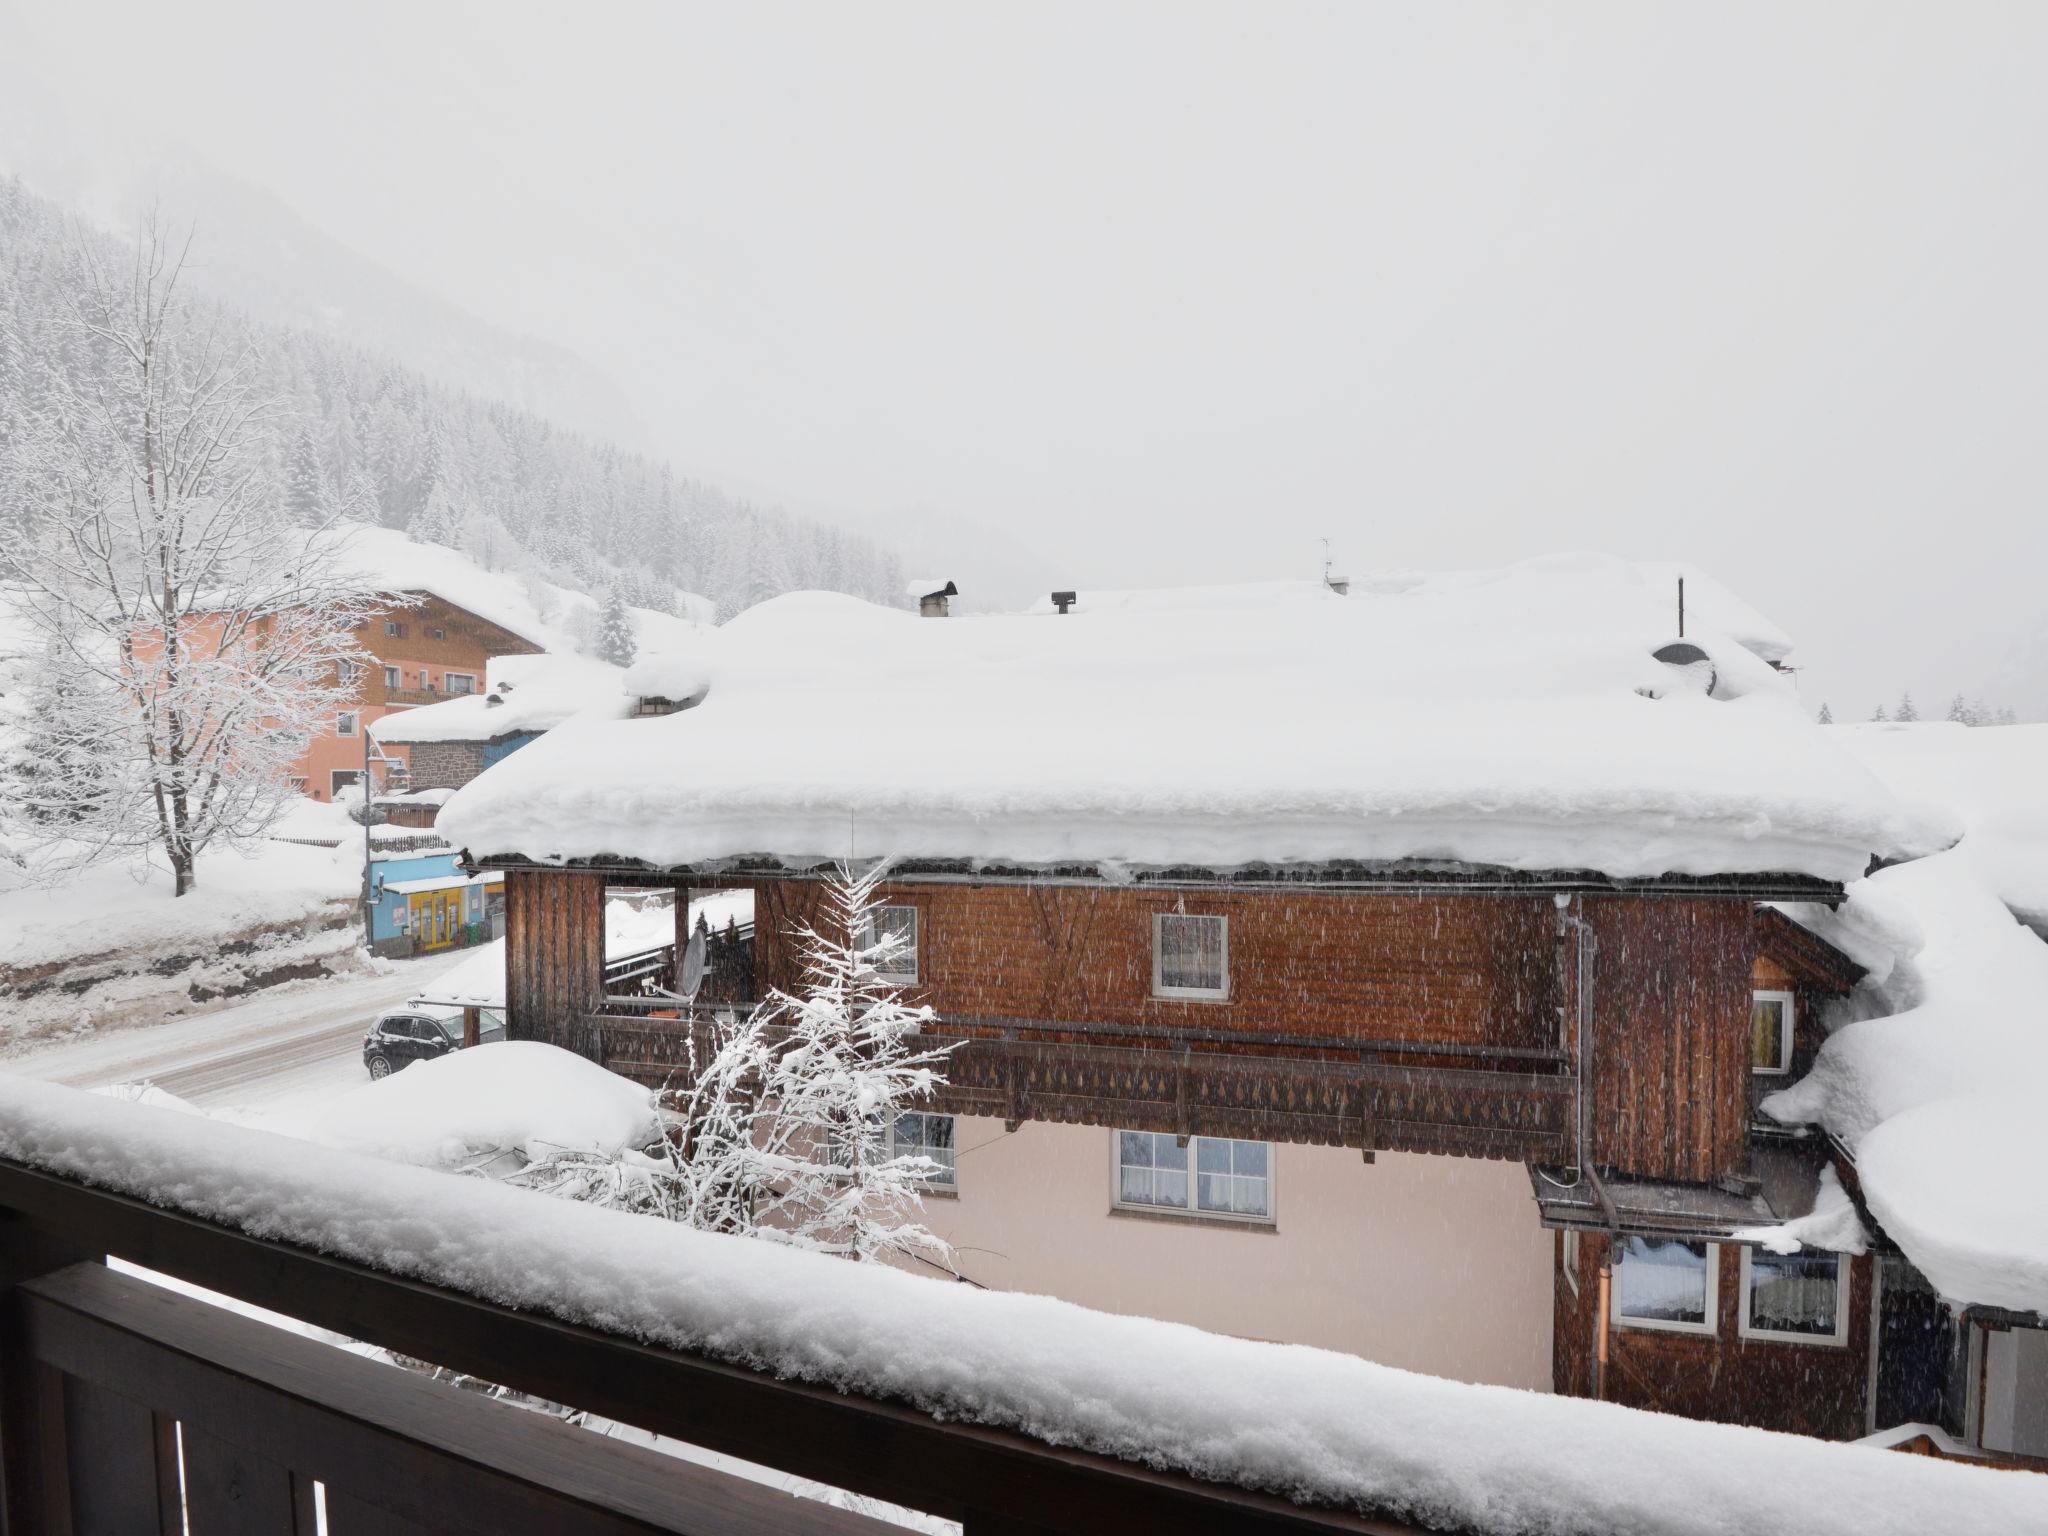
[
  {"x1": 591, "y1": 1004, "x2": 1574, "y2": 1164},
  {"x1": 0, "y1": 1154, "x2": 1416, "y2": 1535}
]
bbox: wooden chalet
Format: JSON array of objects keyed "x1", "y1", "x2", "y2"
[{"x1": 441, "y1": 565, "x2": 1966, "y2": 1444}]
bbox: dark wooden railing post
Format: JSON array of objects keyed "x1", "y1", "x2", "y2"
[{"x1": 0, "y1": 1215, "x2": 93, "y2": 1535}]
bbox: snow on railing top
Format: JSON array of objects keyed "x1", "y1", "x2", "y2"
[{"x1": 0, "y1": 1074, "x2": 2040, "y2": 1536}]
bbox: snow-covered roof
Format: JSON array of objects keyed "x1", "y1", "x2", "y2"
[
  {"x1": 334, "y1": 524, "x2": 714, "y2": 658},
  {"x1": 439, "y1": 556, "x2": 1949, "y2": 884},
  {"x1": 1762, "y1": 723, "x2": 2048, "y2": 1315},
  {"x1": 381, "y1": 870, "x2": 502, "y2": 896},
  {"x1": 2, "y1": 1075, "x2": 2042, "y2": 1534},
  {"x1": 619, "y1": 648, "x2": 712, "y2": 704},
  {"x1": 371, "y1": 653, "x2": 629, "y2": 745}
]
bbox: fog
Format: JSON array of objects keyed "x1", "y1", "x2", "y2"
[{"x1": 5, "y1": 1, "x2": 2044, "y2": 717}]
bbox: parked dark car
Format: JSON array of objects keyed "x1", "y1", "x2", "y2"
[{"x1": 362, "y1": 1008, "x2": 503, "y2": 1079}]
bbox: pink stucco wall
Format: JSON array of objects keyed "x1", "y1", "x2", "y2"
[{"x1": 912, "y1": 1117, "x2": 1554, "y2": 1391}]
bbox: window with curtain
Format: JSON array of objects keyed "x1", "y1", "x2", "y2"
[
  {"x1": 1751, "y1": 990, "x2": 1794, "y2": 1074},
  {"x1": 1115, "y1": 1131, "x2": 1270, "y2": 1222},
  {"x1": 863, "y1": 905, "x2": 918, "y2": 983},
  {"x1": 891, "y1": 1112, "x2": 956, "y2": 1186},
  {"x1": 1614, "y1": 1237, "x2": 1718, "y2": 1333},
  {"x1": 1741, "y1": 1249, "x2": 1847, "y2": 1343},
  {"x1": 1153, "y1": 913, "x2": 1228, "y2": 998}
]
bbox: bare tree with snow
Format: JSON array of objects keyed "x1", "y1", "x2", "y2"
[{"x1": 0, "y1": 219, "x2": 382, "y2": 894}]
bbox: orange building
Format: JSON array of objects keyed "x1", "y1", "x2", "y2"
[{"x1": 304, "y1": 593, "x2": 545, "y2": 801}]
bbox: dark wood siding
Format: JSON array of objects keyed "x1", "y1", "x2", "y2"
[
  {"x1": 1577, "y1": 1232, "x2": 1874, "y2": 1440},
  {"x1": 755, "y1": 882, "x2": 1564, "y2": 1052},
  {"x1": 503, "y1": 868, "x2": 605, "y2": 1053},
  {"x1": 1586, "y1": 897, "x2": 1754, "y2": 1182}
]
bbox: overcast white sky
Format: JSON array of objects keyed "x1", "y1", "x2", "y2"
[{"x1": 6, "y1": 2, "x2": 2046, "y2": 717}]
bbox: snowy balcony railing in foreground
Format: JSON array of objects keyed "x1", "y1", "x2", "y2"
[{"x1": 3, "y1": 1079, "x2": 2045, "y2": 1536}]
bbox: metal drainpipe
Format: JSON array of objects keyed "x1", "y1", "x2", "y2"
[{"x1": 1596, "y1": 1261, "x2": 1613, "y2": 1400}]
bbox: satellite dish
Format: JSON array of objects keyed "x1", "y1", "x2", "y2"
[{"x1": 677, "y1": 925, "x2": 708, "y2": 1001}]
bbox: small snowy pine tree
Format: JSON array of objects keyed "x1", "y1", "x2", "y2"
[
  {"x1": 594, "y1": 585, "x2": 637, "y2": 666},
  {"x1": 1816, "y1": 702, "x2": 1834, "y2": 725},
  {"x1": 1895, "y1": 691, "x2": 1919, "y2": 722},
  {"x1": 1947, "y1": 693, "x2": 1970, "y2": 724},
  {"x1": 1870, "y1": 704, "x2": 1890, "y2": 722}
]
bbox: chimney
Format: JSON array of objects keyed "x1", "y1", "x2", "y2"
[
  {"x1": 911, "y1": 579, "x2": 958, "y2": 618},
  {"x1": 1051, "y1": 590, "x2": 1077, "y2": 615}
]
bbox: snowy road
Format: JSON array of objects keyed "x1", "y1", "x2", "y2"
[{"x1": 3, "y1": 953, "x2": 469, "y2": 1117}]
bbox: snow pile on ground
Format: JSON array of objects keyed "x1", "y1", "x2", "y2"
[
  {"x1": 372, "y1": 652, "x2": 632, "y2": 745},
  {"x1": 440, "y1": 557, "x2": 1950, "y2": 882},
  {"x1": 0, "y1": 1076, "x2": 2040, "y2": 1535},
  {"x1": 0, "y1": 838, "x2": 359, "y2": 973},
  {"x1": 337, "y1": 523, "x2": 712, "y2": 657},
  {"x1": 1762, "y1": 724, "x2": 2048, "y2": 1314},
  {"x1": 303, "y1": 1042, "x2": 658, "y2": 1169}
]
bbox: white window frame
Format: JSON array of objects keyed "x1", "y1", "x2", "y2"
[
  {"x1": 1752, "y1": 989, "x2": 1796, "y2": 1075},
  {"x1": 1151, "y1": 913, "x2": 1229, "y2": 1001},
  {"x1": 1110, "y1": 1130, "x2": 1274, "y2": 1226},
  {"x1": 446, "y1": 672, "x2": 478, "y2": 695},
  {"x1": 864, "y1": 905, "x2": 919, "y2": 984},
  {"x1": 890, "y1": 1112, "x2": 956, "y2": 1188},
  {"x1": 383, "y1": 665, "x2": 401, "y2": 690},
  {"x1": 1737, "y1": 1245, "x2": 1852, "y2": 1347},
  {"x1": 1612, "y1": 1238, "x2": 1720, "y2": 1336},
  {"x1": 336, "y1": 711, "x2": 359, "y2": 737}
]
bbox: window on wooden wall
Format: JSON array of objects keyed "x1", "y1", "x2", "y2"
[
  {"x1": 385, "y1": 621, "x2": 407, "y2": 638},
  {"x1": 891, "y1": 1112, "x2": 956, "y2": 1187},
  {"x1": 1114, "y1": 1131, "x2": 1271, "y2": 1223},
  {"x1": 1152, "y1": 913, "x2": 1228, "y2": 999},
  {"x1": 1752, "y1": 990, "x2": 1796, "y2": 1074},
  {"x1": 384, "y1": 665, "x2": 401, "y2": 690},
  {"x1": 1738, "y1": 1247, "x2": 1849, "y2": 1346},
  {"x1": 863, "y1": 905, "x2": 918, "y2": 983},
  {"x1": 1613, "y1": 1237, "x2": 1718, "y2": 1335},
  {"x1": 426, "y1": 626, "x2": 446, "y2": 640}
]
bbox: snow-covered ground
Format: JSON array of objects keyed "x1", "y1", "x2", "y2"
[{"x1": 5, "y1": 951, "x2": 468, "y2": 1119}]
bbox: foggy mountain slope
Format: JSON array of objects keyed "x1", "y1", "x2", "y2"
[
  {"x1": 0, "y1": 177, "x2": 903, "y2": 623},
  {"x1": 0, "y1": 66, "x2": 641, "y2": 450}
]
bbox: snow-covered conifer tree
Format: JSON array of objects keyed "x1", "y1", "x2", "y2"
[
  {"x1": 0, "y1": 219, "x2": 381, "y2": 895},
  {"x1": 1870, "y1": 704, "x2": 1890, "y2": 722},
  {"x1": 595, "y1": 585, "x2": 637, "y2": 666},
  {"x1": 1816, "y1": 702, "x2": 1833, "y2": 725},
  {"x1": 1895, "y1": 691, "x2": 1919, "y2": 722}
]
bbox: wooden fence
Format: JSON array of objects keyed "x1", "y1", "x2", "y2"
[{"x1": 0, "y1": 1156, "x2": 1422, "y2": 1535}]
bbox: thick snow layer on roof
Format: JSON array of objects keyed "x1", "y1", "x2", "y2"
[
  {"x1": 1762, "y1": 725, "x2": 2048, "y2": 1313},
  {"x1": 620, "y1": 648, "x2": 713, "y2": 704},
  {"x1": 0, "y1": 1077, "x2": 2041, "y2": 1535},
  {"x1": 440, "y1": 556, "x2": 1946, "y2": 882},
  {"x1": 336, "y1": 524, "x2": 713, "y2": 658},
  {"x1": 371, "y1": 653, "x2": 628, "y2": 744},
  {"x1": 304, "y1": 1042, "x2": 658, "y2": 1169}
]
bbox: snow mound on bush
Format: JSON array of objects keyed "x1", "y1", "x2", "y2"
[{"x1": 306, "y1": 1041, "x2": 657, "y2": 1169}]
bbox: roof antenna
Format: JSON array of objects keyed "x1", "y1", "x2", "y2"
[{"x1": 1677, "y1": 576, "x2": 1686, "y2": 638}]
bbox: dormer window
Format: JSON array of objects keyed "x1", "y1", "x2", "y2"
[{"x1": 1751, "y1": 990, "x2": 1795, "y2": 1075}]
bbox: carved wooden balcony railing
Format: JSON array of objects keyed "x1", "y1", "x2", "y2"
[{"x1": 591, "y1": 1003, "x2": 1574, "y2": 1164}]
